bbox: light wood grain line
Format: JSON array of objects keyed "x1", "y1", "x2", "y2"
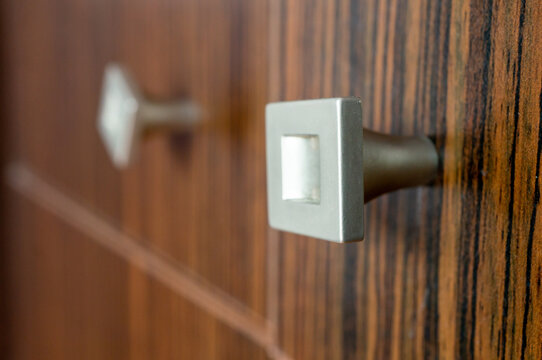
[{"x1": 5, "y1": 162, "x2": 290, "y2": 359}]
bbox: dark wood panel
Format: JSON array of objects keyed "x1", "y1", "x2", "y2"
[
  {"x1": 1, "y1": 0, "x2": 268, "y2": 315},
  {"x1": 0, "y1": 3, "x2": 7, "y2": 351},
  {"x1": 3, "y1": 190, "x2": 268, "y2": 360},
  {"x1": 270, "y1": 0, "x2": 542, "y2": 359}
]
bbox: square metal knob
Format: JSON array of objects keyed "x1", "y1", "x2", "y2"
[
  {"x1": 98, "y1": 64, "x2": 199, "y2": 168},
  {"x1": 266, "y1": 98, "x2": 364, "y2": 243}
]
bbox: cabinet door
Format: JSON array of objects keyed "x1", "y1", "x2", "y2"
[
  {"x1": 1, "y1": 0, "x2": 271, "y2": 358},
  {"x1": 269, "y1": 0, "x2": 542, "y2": 359}
]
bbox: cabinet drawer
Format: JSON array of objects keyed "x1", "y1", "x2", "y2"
[{"x1": 4, "y1": 0, "x2": 268, "y2": 316}]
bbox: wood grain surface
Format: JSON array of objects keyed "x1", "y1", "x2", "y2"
[
  {"x1": 1, "y1": 0, "x2": 268, "y2": 316},
  {"x1": 269, "y1": 0, "x2": 542, "y2": 359},
  {"x1": 1, "y1": 0, "x2": 275, "y2": 358},
  {"x1": 2, "y1": 0, "x2": 541, "y2": 359},
  {"x1": 3, "y1": 190, "x2": 268, "y2": 360},
  {"x1": 0, "y1": 3, "x2": 8, "y2": 352}
]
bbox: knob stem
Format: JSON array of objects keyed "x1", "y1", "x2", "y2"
[
  {"x1": 363, "y1": 129, "x2": 439, "y2": 202},
  {"x1": 139, "y1": 101, "x2": 200, "y2": 132}
]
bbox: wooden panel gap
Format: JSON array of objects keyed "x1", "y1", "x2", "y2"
[{"x1": 4, "y1": 162, "x2": 290, "y2": 358}]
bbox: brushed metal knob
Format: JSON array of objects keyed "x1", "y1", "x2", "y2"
[
  {"x1": 97, "y1": 64, "x2": 200, "y2": 168},
  {"x1": 266, "y1": 97, "x2": 439, "y2": 243}
]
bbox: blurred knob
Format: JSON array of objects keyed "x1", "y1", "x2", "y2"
[{"x1": 97, "y1": 63, "x2": 199, "y2": 168}]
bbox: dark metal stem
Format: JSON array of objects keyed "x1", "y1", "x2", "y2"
[{"x1": 363, "y1": 129, "x2": 439, "y2": 202}]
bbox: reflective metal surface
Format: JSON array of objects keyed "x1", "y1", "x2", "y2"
[
  {"x1": 266, "y1": 97, "x2": 439, "y2": 243},
  {"x1": 362, "y1": 130, "x2": 438, "y2": 202},
  {"x1": 281, "y1": 135, "x2": 321, "y2": 203},
  {"x1": 98, "y1": 64, "x2": 199, "y2": 168},
  {"x1": 266, "y1": 98, "x2": 365, "y2": 243}
]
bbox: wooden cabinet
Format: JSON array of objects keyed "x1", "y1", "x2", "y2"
[{"x1": 1, "y1": 0, "x2": 541, "y2": 359}]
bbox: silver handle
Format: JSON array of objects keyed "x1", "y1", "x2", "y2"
[
  {"x1": 265, "y1": 97, "x2": 439, "y2": 243},
  {"x1": 97, "y1": 64, "x2": 200, "y2": 168}
]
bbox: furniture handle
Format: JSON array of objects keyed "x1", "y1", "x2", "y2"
[
  {"x1": 265, "y1": 97, "x2": 439, "y2": 243},
  {"x1": 97, "y1": 64, "x2": 200, "y2": 168}
]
